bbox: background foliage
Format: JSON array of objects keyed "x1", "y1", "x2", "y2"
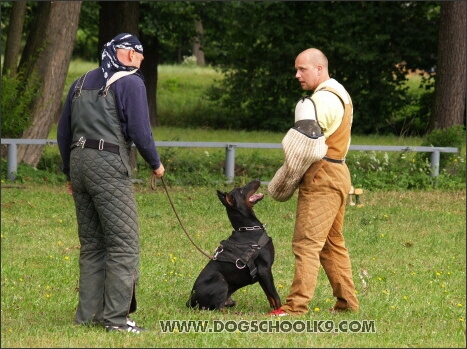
[
  {"x1": 0, "y1": 1, "x2": 448, "y2": 136},
  {"x1": 0, "y1": 70, "x2": 40, "y2": 138},
  {"x1": 2, "y1": 63, "x2": 465, "y2": 191},
  {"x1": 201, "y1": 1, "x2": 440, "y2": 134}
]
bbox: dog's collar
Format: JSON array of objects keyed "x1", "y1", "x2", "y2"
[{"x1": 237, "y1": 225, "x2": 265, "y2": 231}]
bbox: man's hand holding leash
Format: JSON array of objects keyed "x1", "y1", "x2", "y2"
[{"x1": 152, "y1": 164, "x2": 165, "y2": 179}]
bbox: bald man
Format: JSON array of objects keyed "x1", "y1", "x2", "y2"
[{"x1": 268, "y1": 48, "x2": 359, "y2": 316}]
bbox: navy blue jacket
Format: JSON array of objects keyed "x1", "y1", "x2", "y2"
[{"x1": 57, "y1": 68, "x2": 162, "y2": 180}]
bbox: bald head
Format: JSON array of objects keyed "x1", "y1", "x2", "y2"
[
  {"x1": 295, "y1": 48, "x2": 330, "y2": 91},
  {"x1": 298, "y1": 48, "x2": 328, "y2": 70}
]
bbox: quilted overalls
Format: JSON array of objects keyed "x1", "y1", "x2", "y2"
[
  {"x1": 70, "y1": 72, "x2": 140, "y2": 327},
  {"x1": 281, "y1": 86, "x2": 359, "y2": 315}
]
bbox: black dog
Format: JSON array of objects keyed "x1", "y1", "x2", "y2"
[{"x1": 186, "y1": 179, "x2": 282, "y2": 311}]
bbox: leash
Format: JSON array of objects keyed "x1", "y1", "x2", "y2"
[{"x1": 152, "y1": 176, "x2": 212, "y2": 260}]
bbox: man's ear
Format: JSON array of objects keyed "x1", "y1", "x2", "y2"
[
  {"x1": 316, "y1": 64, "x2": 323, "y2": 76},
  {"x1": 116, "y1": 48, "x2": 130, "y2": 64},
  {"x1": 129, "y1": 49, "x2": 137, "y2": 62}
]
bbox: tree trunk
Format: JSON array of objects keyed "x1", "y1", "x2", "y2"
[
  {"x1": 140, "y1": 34, "x2": 160, "y2": 126},
  {"x1": 431, "y1": 1, "x2": 466, "y2": 130},
  {"x1": 16, "y1": 1, "x2": 82, "y2": 166},
  {"x1": 18, "y1": 2, "x2": 50, "y2": 80},
  {"x1": 98, "y1": 1, "x2": 140, "y2": 57},
  {"x1": 193, "y1": 19, "x2": 205, "y2": 66},
  {"x1": 98, "y1": 1, "x2": 141, "y2": 176},
  {"x1": 2, "y1": 1, "x2": 26, "y2": 76}
]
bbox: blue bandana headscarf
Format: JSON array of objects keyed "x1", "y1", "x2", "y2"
[{"x1": 100, "y1": 33, "x2": 144, "y2": 91}]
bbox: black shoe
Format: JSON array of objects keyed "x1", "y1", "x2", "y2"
[{"x1": 106, "y1": 318, "x2": 146, "y2": 334}]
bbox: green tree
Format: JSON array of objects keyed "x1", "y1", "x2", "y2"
[
  {"x1": 7, "y1": 1, "x2": 82, "y2": 166},
  {"x1": 2, "y1": 1, "x2": 26, "y2": 77},
  {"x1": 3, "y1": 1, "x2": 462, "y2": 144},
  {"x1": 139, "y1": 1, "x2": 200, "y2": 124},
  {"x1": 203, "y1": 1, "x2": 440, "y2": 134}
]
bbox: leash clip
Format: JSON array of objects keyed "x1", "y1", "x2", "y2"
[{"x1": 213, "y1": 245, "x2": 223, "y2": 260}]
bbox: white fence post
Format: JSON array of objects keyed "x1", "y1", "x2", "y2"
[
  {"x1": 430, "y1": 151, "x2": 440, "y2": 177},
  {"x1": 225, "y1": 144, "x2": 237, "y2": 183},
  {"x1": 7, "y1": 143, "x2": 18, "y2": 182}
]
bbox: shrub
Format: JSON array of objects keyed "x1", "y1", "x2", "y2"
[
  {"x1": 1, "y1": 71, "x2": 41, "y2": 138},
  {"x1": 347, "y1": 151, "x2": 435, "y2": 190},
  {"x1": 424, "y1": 125, "x2": 465, "y2": 149},
  {"x1": 417, "y1": 125, "x2": 466, "y2": 170}
]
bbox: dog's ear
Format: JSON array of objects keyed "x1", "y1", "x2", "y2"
[
  {"x1": 217, "y1": 190, "x2": 228, "y2": 206},
  {"x1": 217, "y1": 190, "x2": 234, "y2": 207},
  {"x1": 225, "y1": 193, "x2": 234, "y2": 206}
]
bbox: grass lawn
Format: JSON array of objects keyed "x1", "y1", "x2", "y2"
[
  {"x1": 1, "y1": 183, "x2": 465, "y2": 347},
  {"x1": 2, "y1": 60, "x2": 465, "y2": 347}
]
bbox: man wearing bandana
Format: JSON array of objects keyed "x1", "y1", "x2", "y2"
[{"x1": 58, "y1": 33, "x2": 165, "y2": 333}]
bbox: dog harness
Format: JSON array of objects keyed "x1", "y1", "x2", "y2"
[{"x1": 212, "y1": 226, "x2": 271, "y2": 279}]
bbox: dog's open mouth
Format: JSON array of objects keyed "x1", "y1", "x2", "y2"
[{"x1": 249, "y1": 193, "x2": 264, "y2": 204}]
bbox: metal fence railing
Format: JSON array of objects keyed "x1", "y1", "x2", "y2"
[{"x1": 1, "y1": 138, "x2": 459, "y2": 182}]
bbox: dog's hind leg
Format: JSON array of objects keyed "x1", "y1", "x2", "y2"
[
  {"x1": 209, "y1": 284, "x2": 229, "y2": 310},
  {"x1": 186, "y1": 289, "x2": 198, "y2": 308},
  {"x1": 192, "y1": 273, "x2": 230, "y2": 310},
  {"x1": 224, "y1": 297, "x2": 237, "y2": 307}
]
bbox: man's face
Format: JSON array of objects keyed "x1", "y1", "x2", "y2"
[{"x1": 295, "y1": 53, "x2": 320, "y2": 91}]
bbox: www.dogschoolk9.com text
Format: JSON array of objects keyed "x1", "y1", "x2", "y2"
[{"x1": 159, "y1": 319, "x2": 376, "y2": 334}]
